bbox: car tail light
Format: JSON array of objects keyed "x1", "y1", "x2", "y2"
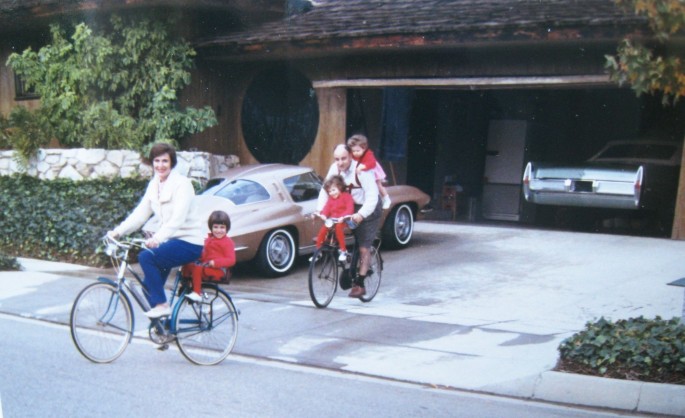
[
  {"x1": 522, "y1": 163, "x2": 532, "y2": 199},
  {"x1": 634, "y1": 166, "x2": 643, "y2": 207}
]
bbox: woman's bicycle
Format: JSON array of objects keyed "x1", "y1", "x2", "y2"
[
  {"x1": 308, "y1": 217, "x2": 383, "y2": 308},
  {"x1": 69, "y1": 236, "x2": 239, "y2": 365}
]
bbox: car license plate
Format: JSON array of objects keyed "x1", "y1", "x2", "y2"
[{"x1": 572, "y1": 180, "x2": 593, "y2": 192}]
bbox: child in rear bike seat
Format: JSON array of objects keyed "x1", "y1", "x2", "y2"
[
  {"x1": 186, "y1": 210, "x2": 236, "y2": 302},
  {"x1": 315, "y1": 175, "x2": 354, "y2": 262},
  {"x1": 347, "y1": 133, "x2": 391, "y2": 210}
]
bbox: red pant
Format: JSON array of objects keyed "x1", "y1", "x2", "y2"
[
  {"x1": 187, "y1": 264, "x2": 225, "y2": 294},
  {"x1": 316, "y1": 223, "x2": 347, "y2": 252}
]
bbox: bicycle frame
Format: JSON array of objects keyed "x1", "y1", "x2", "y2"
[
  {"x1": 98, "y1": 236, "x2": 202, "y2": 339},
  {"x1": 71, "y1": 235, "x2": 239, "y2": 364}
]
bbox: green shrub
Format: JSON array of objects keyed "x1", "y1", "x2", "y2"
[
  {"x1": 6, "y1": 15, "x2": 216, "y2": 161},
  {"x1": 558, "y1": 316, "x2": 685, "y2": 383},
  {"x1": 0, "y1": 174, "x2": 147, "y2": 266},
  {"x1": 0, "y1": 253, "x2": 21, "y2": 271}
]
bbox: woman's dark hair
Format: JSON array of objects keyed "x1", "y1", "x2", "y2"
[
  {"x1": 148, "y1": 143, "x2": 178, "y2": 168},
  {"x1": 208, "y1": 210, "x2": 231, "y2": 231},
  {"x1": 324, "y1": 175, "x2": 347, "y2": 193}
]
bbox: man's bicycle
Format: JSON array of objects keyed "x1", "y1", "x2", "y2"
[
  {"x1": 69, "y1": 236, "x2": 239, "y2": 365},
  {"x1": 308, "y1": 217, "x2": 383, "y2": 308}
]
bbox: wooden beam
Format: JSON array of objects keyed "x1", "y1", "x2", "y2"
[
  {"x1": 313, "y1": 75, "x2": 612, "y2": 89},
  {"x1": 300, "y1": 87, "x2": 346, "y2": 175},
  {"x1": 672, "y1": 134, "x2": 685, "y2": 240}
]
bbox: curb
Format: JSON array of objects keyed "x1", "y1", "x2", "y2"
[{"x1": 533, "y1": 372, "x2": 685, "y2": 416}]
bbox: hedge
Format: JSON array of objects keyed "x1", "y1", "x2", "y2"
[
  {"x1": 0, "y1": 253, "x2": 21, "y2": 271},
  {"x1": 558, "y1": 316, "x2": 685, "y2": 384},
  {"x1": 0, "y1": 174, "x2": 148, "y2": 266}
]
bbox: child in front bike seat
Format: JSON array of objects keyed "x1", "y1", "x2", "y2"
[
  {"x1": 186, "y1": 210, "x2": 236, "y2": 302},
  {"x1": 315, "y1": 175, "x2": 354, "y2": 261}
]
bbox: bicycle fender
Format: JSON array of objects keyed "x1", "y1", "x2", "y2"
[
  {"x1": 95, "y1": 277, "x2": 136, "y2": 332},
  {"x1": 97, "y1": 277, "x2": 117, "y2": 286}
]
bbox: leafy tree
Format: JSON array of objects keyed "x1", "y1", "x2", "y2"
[
  {"x1": 606, "y1": 0, "x2": 685, "y2": 104},
  {"x1": 605, "y1": 0, "x2": 685, "y2": 238},
  {"x1": 5, "y1": 14, "x2": 217, "y2": 160}
]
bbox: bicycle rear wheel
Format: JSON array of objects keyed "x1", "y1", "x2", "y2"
[
  {"x1": 175, "y1": 284, "x2": 238, "y2": 365},
  {"x1": 70, "y1": 282, "x2": 133, "y2": 363},
  {"x1": 360, "y1": 246, "x2": 382, "y2": 302},
  {"x1": 308, "y1": 248, "x2": 338, "y2": 308}
]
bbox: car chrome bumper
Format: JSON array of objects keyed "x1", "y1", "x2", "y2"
[{"x1": 525, "y1": 191, "x2": 640, "y2": 209}]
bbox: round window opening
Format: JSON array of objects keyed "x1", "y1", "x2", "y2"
[{"x1": 241, "y1": 66, "x2": 319, "y2": 164}]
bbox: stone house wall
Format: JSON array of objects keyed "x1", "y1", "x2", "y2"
[{"x1": 0, "y1": 148, "x2": 240, "y2": 183}]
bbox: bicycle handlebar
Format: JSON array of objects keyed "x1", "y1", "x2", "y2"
[
  {"x1": 324, "y1": 215, "x2": 359, "y2": 230},
  {"x1": 102, "y1": 235, "x2": 147, "y2": 257},
  {"x1": 323, "y1": 216, "x2": 352, "y2": 227}
]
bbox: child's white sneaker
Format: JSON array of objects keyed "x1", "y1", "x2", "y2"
[
  {"x1": 185, "y1": 292, "x2": 203, "y2": 302},
  {"x1": 338, "y1": 250, "x2": 348, "y2": 262},
  {"x1": 382, "y1": 195, "x2": 391, "y2": 209}
]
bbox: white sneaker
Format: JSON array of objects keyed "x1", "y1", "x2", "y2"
[
  {"x1": 185, "y1": 292, "x2": 203, "y2": 303},
  {"x1": 145, "y1": 304, "x2": 171, "y2": 318},
  {"x1": 382, "y1": 195, "x2": 391, "y2": 209},
  {"x1": 309, "y1": 253, "x2": 321, "y2": 262},
  {"x1": 338, "y1": 251, "x2": 348, "y2": 262}
]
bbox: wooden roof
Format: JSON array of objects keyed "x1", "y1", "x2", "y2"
[
  {"x1": 0, "y1": 0, "x2": 285, "y2": 33},
  {"x1": 197, "y1": 0, "x2": 649, "y2": 60}
]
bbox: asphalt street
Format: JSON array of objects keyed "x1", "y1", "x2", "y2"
[{"x1": 1, "y1": 221, "x2": 685, "y2": 416}]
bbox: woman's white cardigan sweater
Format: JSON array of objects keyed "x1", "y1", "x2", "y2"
[{"x1": 113, "y1": 171, "x2": 205, "y2": 246}]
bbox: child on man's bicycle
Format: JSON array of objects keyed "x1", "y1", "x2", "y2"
[
  {"x1": 314, "y1": 175, "x2": 354, "y2": 261},
  {"x1": 185, "y1": 210, "x2": 236, "y2": 302}
]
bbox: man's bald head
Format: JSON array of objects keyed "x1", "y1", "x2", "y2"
[{"x1": 333, "y1": 144, "x2": 352, "y2": 172}]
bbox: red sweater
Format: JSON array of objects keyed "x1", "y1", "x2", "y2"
[
  {"x1": 199, "y1": 234, "x2": 236, "y2": 268},
  {"x1": 321, "y1": 192, "x2": 354, "y2": 218},
  {"x1": 354, "y1": 149, "x2": 377, "y2": 170}
]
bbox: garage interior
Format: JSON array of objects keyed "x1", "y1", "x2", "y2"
[{"x1": 346, "y1": 85, "x2": 685, "y2": 237}]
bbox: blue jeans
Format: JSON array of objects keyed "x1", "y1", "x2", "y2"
[{"x1": 138, "y1": 239, "x2": 203, "y2": 307}]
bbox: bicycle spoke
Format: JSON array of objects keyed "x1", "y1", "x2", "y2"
[
  {"x1": 175, "y1": 286, "x2": 238, "y2": 365},
  {"x1": 308, "y1": 248, "x2": 338, "y2": 308},
  {"x1": 359, "y1": 247, "x2": 382, "y2": 302},
  {"x1": 70, "y1": 282, "x2": 133, "y2": 363}
]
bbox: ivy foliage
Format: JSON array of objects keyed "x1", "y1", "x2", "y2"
[
  {"x1": 0, "y1": 253, "x2": 21, "y2": 271},
  {"x1": 0, "y1": 174, "x2": 148, "y2": 266},
  {"x1": 5, "y1": 14, "x2": 217, "y2": 160},
  {"x1": 559, "y1": 316, "x2": 685, "y2": 382},
  {"x1": 606, "y1": 0, "x2": 685, "y2": 104}
]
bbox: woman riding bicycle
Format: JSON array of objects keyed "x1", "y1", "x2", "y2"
[
  {"x1": 317, "y1": 141, "x2": 382, "y2": 298},
  {"x1": 108, "y1": 143, "x2": 205, "y2": 318}
]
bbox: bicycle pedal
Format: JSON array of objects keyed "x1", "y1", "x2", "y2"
[{"x1": 156, "y1": 343, "x2": 169, "y2": 351}]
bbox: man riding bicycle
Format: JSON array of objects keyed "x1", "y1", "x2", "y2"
[{"x1": 317, "y1": 141, "x2": 382, "y2": 298}]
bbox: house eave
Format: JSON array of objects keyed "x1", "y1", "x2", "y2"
[{"x1": 197, "y1": 24, "x2": 651, "y2": 62}]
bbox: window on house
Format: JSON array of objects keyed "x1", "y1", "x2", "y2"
[{"x1": 14, "y1": 73, "x2": 39, "y2": 101}]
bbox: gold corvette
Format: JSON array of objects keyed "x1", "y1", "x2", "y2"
[{"x1": 194, "y1": 164, "x2": 430, "y2": 277}]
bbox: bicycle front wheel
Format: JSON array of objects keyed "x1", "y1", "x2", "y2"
[
  {"x1": 308, "y1": 248, "x2": 338, "y2": 308},
  {"x1": 360, "y1": 246, "x2": 382, "y2": 302},
  {"x1": 70, "y1": 282, "x2": 133, "y2": 363},
  {"x1": 175, "y1": 284, "x2": 238, "y2": 365}
]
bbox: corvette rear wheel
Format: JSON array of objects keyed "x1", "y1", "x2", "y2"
[
  {"x1": 382, "y1": 203, "x2": 414, "y2": 249},
  {"x1": 255, "y1": 229, "x2": 296, "y2": 277}
]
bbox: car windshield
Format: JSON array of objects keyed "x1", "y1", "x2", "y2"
[
  {"x1": 202, "y1": 179, "x2": 270, "y2": 205},
  {"x1": 595, "y1": 143, "x2": 678, "y2": 161},
  {"x1": 283, "y1": 171, "x2": 322, "y2": 202}
]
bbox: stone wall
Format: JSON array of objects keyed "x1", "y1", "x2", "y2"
[{"x1": 0, "y1": 148, "x2": 240, "y2": 183}]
